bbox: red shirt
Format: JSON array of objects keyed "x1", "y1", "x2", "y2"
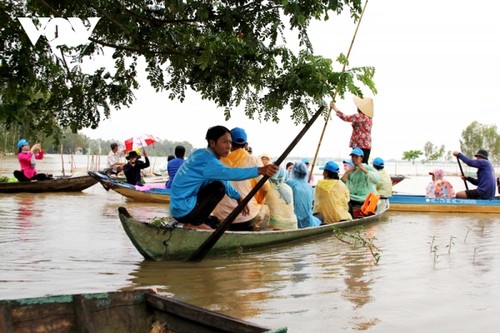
[{"x1": 336, "y1": 111, "x2": 372, "y2": 149}]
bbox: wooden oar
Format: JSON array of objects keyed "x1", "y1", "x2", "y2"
[
  {"x1": 456, "y1": 156, "x2": 469, "y2": 191},
  {"x1": 188, "y1": 105, "x2": 325, "y2": 262}
]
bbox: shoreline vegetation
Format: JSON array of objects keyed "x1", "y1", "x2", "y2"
[{"x1": 1, "y1": 153, "x2": 498, "y2": 178}]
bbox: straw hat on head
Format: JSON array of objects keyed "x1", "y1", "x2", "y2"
[{"x1": 353, "y1": 96, "x2": 374, "y2": 118}]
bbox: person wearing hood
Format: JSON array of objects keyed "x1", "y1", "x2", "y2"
[
  {"x1": 13, "y1": 139, "x2": 51, "y2": 181},
  {"x1": 425, "y1": 169, "x2": 455, "y2": 199},
  {"x1": 266, "y1": 166, "x2": 298, "y2": 230},
  {"x1": 453, "y1": 149, "x2": 496, "y2": 200},
  {"x1": 286, "y1": 162, "x2": 321, "y2": 228},
  {"x1": 313, "y1": 161, "x2": 352, "y2": 223},
  {"x1": 330, "y1": 96, "x2": 374, "y2": 164}
]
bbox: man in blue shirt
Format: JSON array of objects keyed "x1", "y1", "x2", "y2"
[
  {"x1": 170, "y1": 125, "x2": 278, "y2": 230},
  {"x1": 453, "y1": 149, "x2": 496, "y2": 200},
  {"x1": 166, "y1": 145, "x2": 186, "y2": 189}
]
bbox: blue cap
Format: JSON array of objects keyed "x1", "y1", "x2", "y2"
[
  {"x1": 17, "y1": 139, "x2": 29, "y2": 149},
  {"x1": 350, "y1": 147, "x2": 364, "y2": 157},
  {"x1": 302, "y1": 158, "x2": 310, "y2": 164},
  {"x1": 343, "y1": 160, "x2": 354, "y2": 167},
  {"x1": 231, "y1": 127, "x2": 247, "y2": 144},
  {"x1": 320, "y1": 161, "x2": 339, "y2": 173},
  {"x1": 372, "y1": 157, "x2": 384, "y2": 167}
]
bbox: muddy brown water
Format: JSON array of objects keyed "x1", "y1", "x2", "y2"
[{"x1": 1, "y1": 155, "x2": 499, "y2": 332}]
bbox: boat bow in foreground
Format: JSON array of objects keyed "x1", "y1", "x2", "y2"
[{"x1": 0, "y1": 289, "x2": 286, "y2": 333}]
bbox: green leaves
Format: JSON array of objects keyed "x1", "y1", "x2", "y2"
[{"x1": 1, "y1": 0, "x2": 375, "y2": 139}]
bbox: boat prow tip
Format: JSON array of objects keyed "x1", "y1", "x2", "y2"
[{"x1": 118, "y1": 206, "x2": 131, "y2": 217}]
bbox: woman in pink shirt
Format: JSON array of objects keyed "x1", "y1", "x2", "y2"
[{"x1": 14, "y1": 139, "x2": 51, "y2": 181}]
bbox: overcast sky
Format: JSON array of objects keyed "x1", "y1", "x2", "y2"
[{"x1": 81, "y1": 0, "x2": 500, "y2": 161}]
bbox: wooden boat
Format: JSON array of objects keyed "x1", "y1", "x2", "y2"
[
  {"x1": 88, "y1": 171, "x2": 170, "y2": 203},
  {"x1": 0, "y1": 289, "x2": 286, "y2": 333},
  {"x1": 389, "y1": 194, "x2": 500, "y2": 213},
  {"x1": 0, "y1": 175, "x2": 97, "y2": 194},
  {"x1": 117, "y1": 198, "x2": 389, "y2": 261},
  {"x1": 391, "y1": 175, "x2": 405, "y2": 186}
]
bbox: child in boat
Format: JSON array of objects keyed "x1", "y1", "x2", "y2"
[{"x1": 425, "y1": 169, "x2": 455, "y2": 199}]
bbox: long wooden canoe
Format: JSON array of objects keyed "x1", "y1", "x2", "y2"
[
  {"x1": 0, "y1": 175, "x2": 97, "y2": 193},
  {"x1": 118, "y1": 198, "x2": 389, "y2": 261},
  {"x1": 88, "y1": 171, "x2": 170, "y2": 203},
  {"x1": 109, "y1": 183, "x2": 171, "y2": 203},
  {"x1": 389, "y1": 194, "x2": 500, "y2": 213},
  {"x1": 0, "y1": 289, "x2": 286, "y2": 333}
]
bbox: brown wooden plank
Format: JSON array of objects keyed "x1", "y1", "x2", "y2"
[{"x1": 146, "y1": 293, "x2": 271, "y2": 333}]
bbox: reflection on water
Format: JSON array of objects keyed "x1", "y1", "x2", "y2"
[{"x1": 1, "y1": 184, "x2": 499, "y2": 332}]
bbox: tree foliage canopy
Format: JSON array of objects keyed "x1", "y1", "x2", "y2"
[
  {"x1": 1, "y1": 0, "x2": 375, "y2": 139},
  {"x1": 423, "y1": 141, "x2": 445, "y2": 162},
  {"x1": 402, "y1": 150, "x2": 422, "y2": 164},
  {"x1": 460, "y1": 121, "x2": 499, "y2": 163}
]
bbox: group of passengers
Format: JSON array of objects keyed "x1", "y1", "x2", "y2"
[{"x1": 167, "y1": 125, "x2": 393, "y2": 231}]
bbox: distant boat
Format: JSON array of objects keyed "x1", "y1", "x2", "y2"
[
  {"x1": 117, "y1": 198, "x2": 389, "y2": 261},
  {"x1": 391, "y1": 175, "x2": 405, "y2": 186},
  {"x1": 88, "y1": 171, "x2": 170, "y2": 203},
  {"x1": 389, "y1": 194, "x2": 500, "y2": 213},
  {"x1": 0, "y1": 289, "x2": 287, "y2": 333},
  {"x1": 0, "y1": 175, "x2": 97, "y2": 194}
]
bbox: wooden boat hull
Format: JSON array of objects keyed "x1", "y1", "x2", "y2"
[
  {"x1": 0, "y1": 289, "x2": 286, "y2": 333},
  {"x1": 0, "y1": 175, "x2": 97, "y2": 193},
  {"x1": 390, "y1": 175, "x2": 405, "y2": 186},
  {"x1": 88, "y1": 171, "x2": 170, "y2": 203},
  {"x1": 111, "y1": 185, "x2": 171, "y2": 203},
  {"x1": 389, "y1": 194, "x2": 500, "y2": 213},
  {"x1": 118, "y1": 199, "x2": 389, "y2": 261}
]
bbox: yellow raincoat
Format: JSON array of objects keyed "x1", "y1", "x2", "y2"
[
  {"x1": 213, "y1": 148, "x2": 269, "y2": 224},
  {"x1": 313, "y1": 179, "x2": 352, "y2": 223}
]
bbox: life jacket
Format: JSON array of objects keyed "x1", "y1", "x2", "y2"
[{"x1": 361, "y1": 192, "x2": 380, "y2": 216}]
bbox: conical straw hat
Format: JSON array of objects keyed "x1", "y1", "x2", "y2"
[{"x1": 353, "y1": 96, "x2": 374, "y2": 118}]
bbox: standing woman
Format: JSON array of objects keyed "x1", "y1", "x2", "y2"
[
  {"x1": 330, "y1": 96, "x2": 374, "y2": 164},
  {"x1": 14, "y1": 139, "x2": 51, "y2": 181}
]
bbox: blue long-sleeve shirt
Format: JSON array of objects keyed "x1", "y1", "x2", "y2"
[
  {"x1": 166, "y1": 157, "x2": 184, "y2": 189},
  {"x1": 457, "y1": 152, "x2": 496, "y2": 199},
  {"x1": 170, "y1": 147, "x2": 259, "y2": 219}
]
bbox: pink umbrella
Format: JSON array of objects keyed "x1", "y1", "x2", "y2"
[{"x1": 123, "y1": 134, "x2": 159, "y2": 151}]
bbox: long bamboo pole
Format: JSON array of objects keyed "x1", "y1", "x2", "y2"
[{"x1": 308, "y1": 0, "x2": 370, "y2": 182}]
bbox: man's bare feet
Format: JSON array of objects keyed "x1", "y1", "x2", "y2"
[{"x1": 183, "y1": 223, "x2": 212, "y2": 230}]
